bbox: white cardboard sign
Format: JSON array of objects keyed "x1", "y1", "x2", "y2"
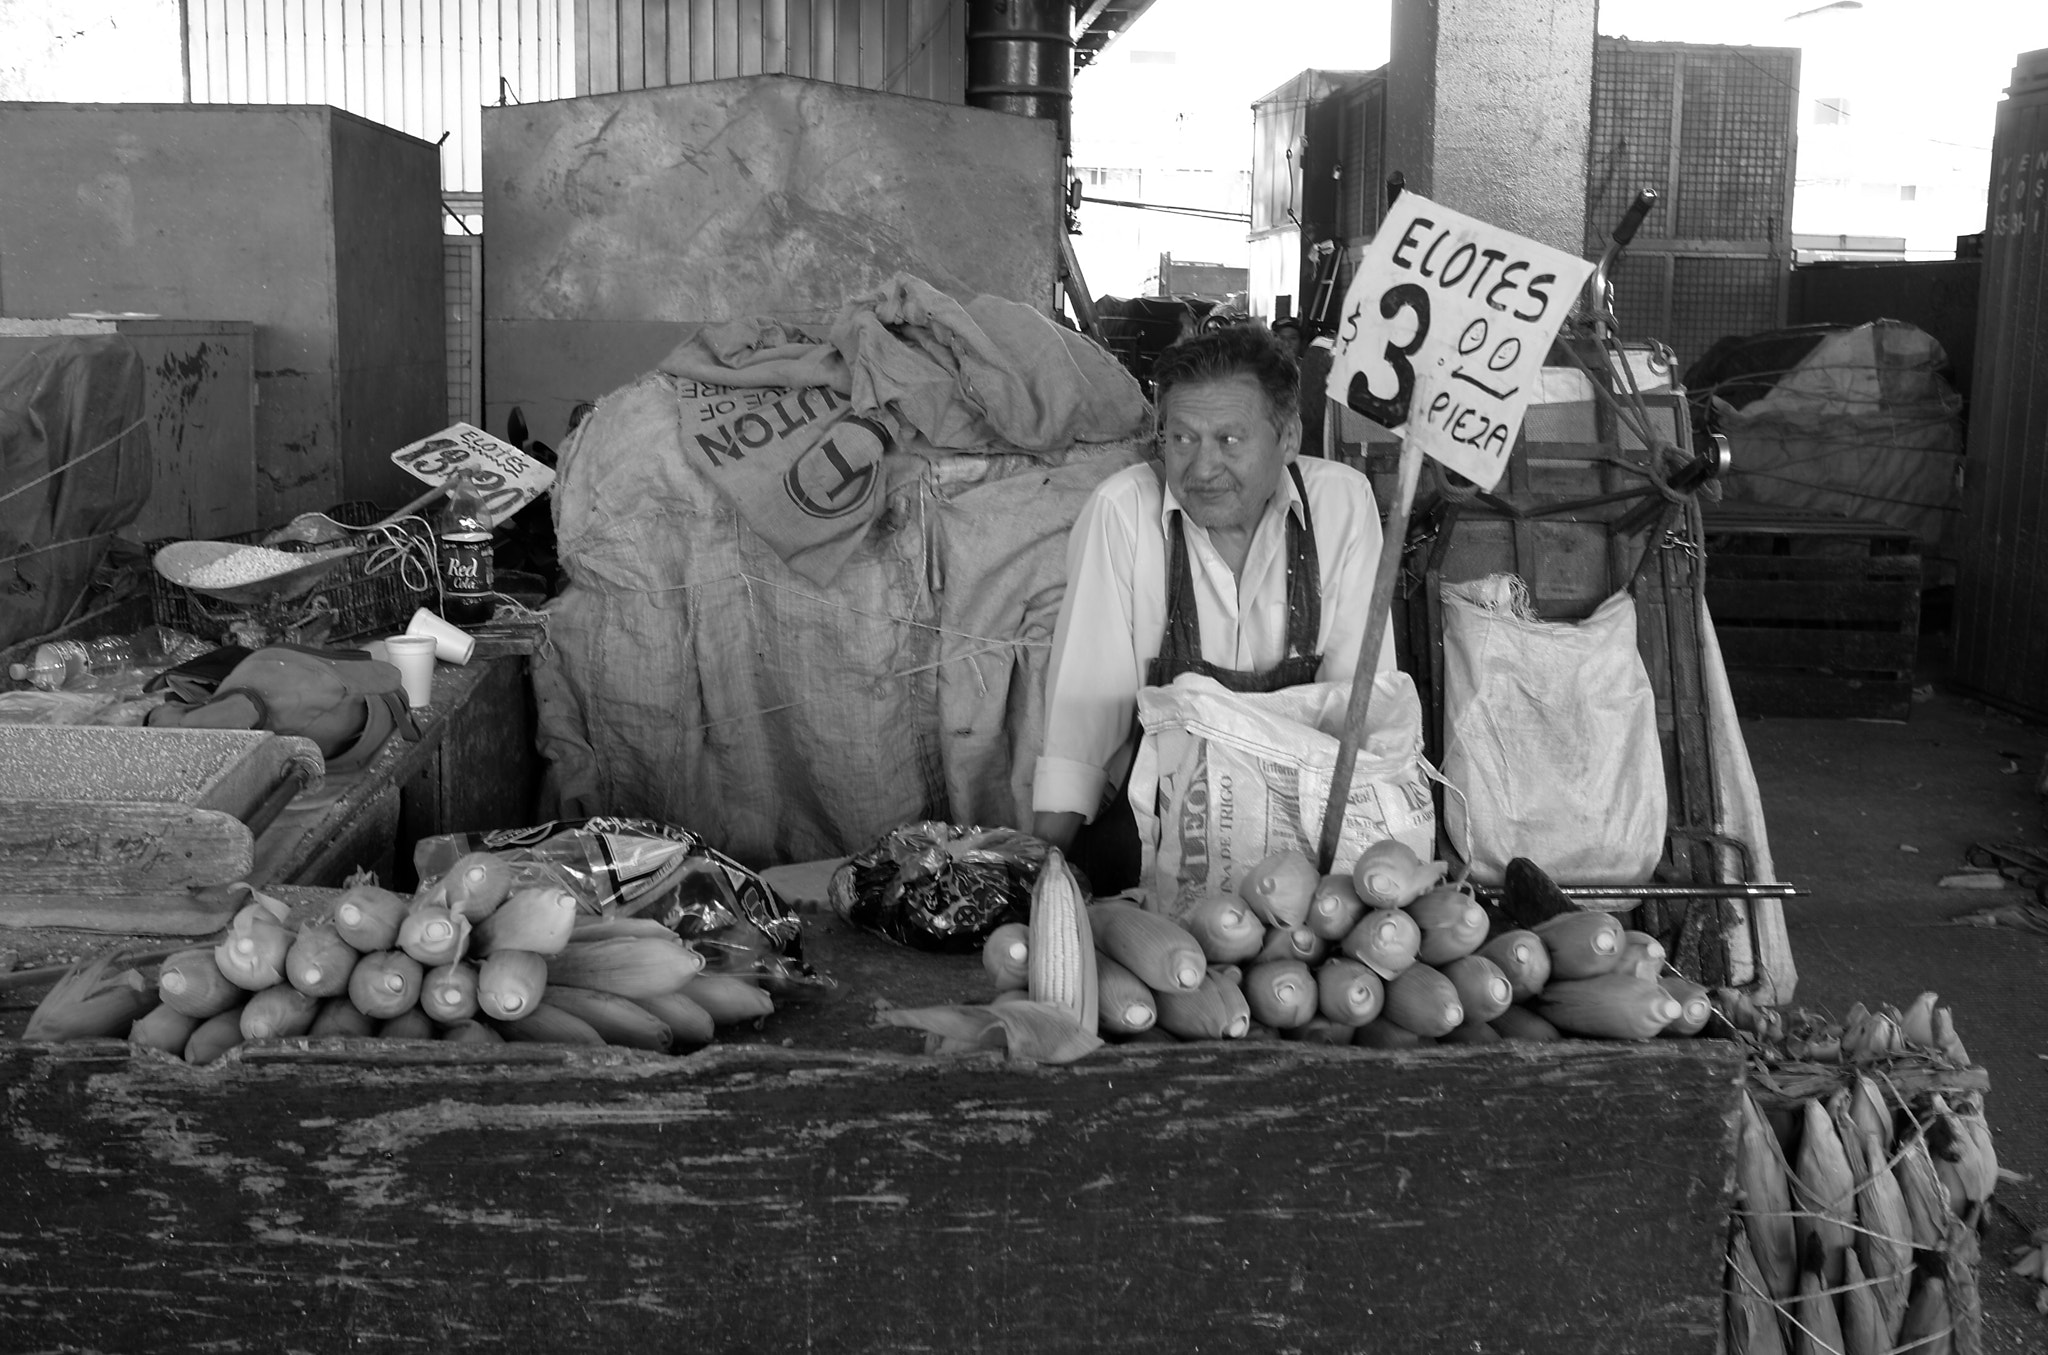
[
  {"x1": 390, "y1": 422, "x2": 555, "y2": 521},
  {"x1": 1328, "y1": 194, "x2": 1594, "y2": 492}
]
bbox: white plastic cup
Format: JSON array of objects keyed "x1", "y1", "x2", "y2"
[
  {"x1": 383, "y1": 634, "x2": 438, "y2": 709},
  {"x1": 406, "y1": 607, "x2": 477, "y2": 666}
]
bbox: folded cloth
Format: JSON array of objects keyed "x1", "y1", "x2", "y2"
[
  {"x1": 657, "y1": 317, "x2": 850, "y2": 393},
  {"x1": 831, "y1": 274, "x2": 1149, "y2": 453},
  {"x1": 876, "y1": 999, "x2": 1103, "y2": 1064}
]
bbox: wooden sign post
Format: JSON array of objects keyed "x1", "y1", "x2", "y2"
[{"x1": 1313, "y1": 194, "x2": 1593, "y2": 873}]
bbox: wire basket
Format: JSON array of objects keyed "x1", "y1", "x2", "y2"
[{"x1": 149, "y1": 501, "x2": 436, "y2": 645}]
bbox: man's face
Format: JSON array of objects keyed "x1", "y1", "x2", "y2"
[
  {"x1": 1157, "y1": 374, "x2": 1300, "y2": 536},
  {"x1": 1273, "y1": 327, "x2": 1303, "y2": 360}
]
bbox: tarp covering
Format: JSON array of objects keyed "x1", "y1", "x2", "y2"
[
  {"x1": 1687, "y1": 320, "x2": 1963, "y2": 549},
  {"x1": 0, "y1": 336, "x2": 152, "y2": 649},
  {"x1": 533, "y1": 278, "x2": 1148, "y2": 868}
]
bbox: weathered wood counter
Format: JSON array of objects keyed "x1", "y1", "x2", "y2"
[{"x1": 0, "y1": 911, "x2": 1745, "y2": 1355}]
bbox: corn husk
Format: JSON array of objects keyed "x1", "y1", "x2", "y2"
[
  {"x1": 1094, "y1": 953, "x2": 1157, "y2": 1036},
  {"x1": 1930, "y1": 1006, "x2": 1970, "y2": 1067},
  {"x1": 24, "y1": 957, "x2": 155, "y2": 1042},
  {"x1": 1340, "y1": 906, "x2": 1422, "y2": 981},
  {"x1": 1350, "y1": 839, "x2": 1443, "y2": 909},
  {"x1": 500, "y1": 1000, "x2": 606, "y2": 1045},
  {"x1": 1531, "y1": 910, "x2": 1624, "y2": 979},
  {"x1": 1184, "y1": 894, "x2": 1266, "y2": 963},
  {"x1": 679, "y1": 973, "x2": 775, "y2": 1025},
  {"x1": 1315, "y1": 956, "x2": 1385, "y2": 1026},
  {"x1": 1894, "y1": 1135, "x2": 1951, "y2": 1252},
  {"x1": 377, "y1": 1006, "x2": 431, "y2": 1038},
  {"x1": 284, "y1": 921, "x2": 360, "y2": 999},
  {"x1": 1839, "y1": 1250, "x2": 1888, "y2": 1355},
  {"x1": 421, "y1": 960, "x2": 481, "y2": 1024},
  {"x1": 214, "y1": 903, "x2": 292, "y2": 991},
  {"x1": 541, "y1": 986, "x2": 672, "y2": 1051},
  {"x1": 1792, "y1": 1251, "x2": 1846, "y2": 1355},
  {"x1": 1238, "y1": 849, "x2": 1319, "y2": 927},
  {"x1": 634, "y1": 990, "x2": 716, "y2": 1048},
  {"x1": 333, "y1": 880, "x2": 411, "y2": 951},
  {"x1": 570, "y1": 915, "x2": 680, "y2": 942},
  {"x1": 1244, "y1": 958, "x2": 1317, "y2": 1030},
  {"x1": 1475, "y1": 929, "x2": 1550, "y2": 1003},
  {"x1": 472, "y1": 885, "x2": 580, "y2": 957},
  {"x1": 347, "y1": 950, "x2": 424, "y2": 1021},
  {"x1": 1088, "y1": 900, "x2": 1205, "y2": 993},
  {"x1": 1899, "y1": 991, "x2": 1938, "y2": 1050},
  {"x1": 157, "y1": 947, "x2": 243, "y2": 1019},
  {"x1": 439, "y1": 1018, "x2": 504, "y2": 1045},
  {"x1": 1407, "y1": 885, "x2": 1488, "y2": 966},
  {"x1": 1154, "y1": 966, "x2": 1252, "y2": 1040},
  {"x1": 240, "y1": 984, "x2": 320, "y2": 1040},
  {"x1": 981, "y1": 922, "x2": 1030, "y2": 991},
  {"x1": 1382, "y1": 962, "x2": 1464, "y2": 1038},
  {"x1": 545, "y1": 935, "x2": 705, "y2": 1000},
  {"x1": 1533, "y1": 972, "x2": 1681, "y2": 1040},
  {"x1": 1793, "y1": 1097, "x2": 1858, "y2": 1289},
  {"x1": 1850, "y1": 1075, "x2": 1892, "y2": 1157},
  {"x1": 1739, "y1": 1092, "x2": 1800, "y2": 1302},
  {"x1": 396, "y1": 905, "x2": 472, "y2": 968},
  {"x1": 1441, "y1": 955, "x2": 1513, "y2": 1026},
  {"x1": 1658, "y1": 974, "x2": 1712, "y2": 1037},
  {"x1": 1490, "y1": 1005, "x2": 1563, "y2": 1042},
  {"x1": 1727, "y1": 1228, "x2": 1789, "y2": 1355},
  {"x1": 1254, "y1": 923, "x2": 1327, "y2": 966},
  {"x1": 183, "y1": 1005, "x2": 247, "y2": 1063},
  {"x1": 1306, "y1": 873, "x2": 1366, "y2": 942},
  {"x1": 1616, "y1": 929, "x2": 1667, "y2": 980},
  {"x1": 1854, "y1": 1125, "x2": 1913, "y2": 1334},
  {"x1": 1283, "y1": 1015, "x2": 1357, "y2": 1045},
  {"x1": 308, "y1": 995, "x2": 376, "y2": 1039},
  {"x1": 1352, "y1": 1018, "x2": 1430, "y2": 1049},
  {"x1": 1895, "y1": 1273, "x2": 1951, "y2": 1354},
  {"x1": 477, "y1": 949, "x2": 549, "y2": 1020},
  {"x1": 436, "y1": 851, "x2": 514, "y2": 919},
  {"x1": 129, "y1": 1002, "x2": 202, "y2": 1055}
]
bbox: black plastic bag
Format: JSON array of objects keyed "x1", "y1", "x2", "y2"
[{"x1": 828, "y1": 821, "x2": 1047, "y2": 953}]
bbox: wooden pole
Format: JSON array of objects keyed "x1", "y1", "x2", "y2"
[{"x1": 1316, "y1": 434, "x2": 1425, "y2": 874}]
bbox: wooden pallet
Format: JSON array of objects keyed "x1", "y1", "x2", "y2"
[{"x1": 1703, "y1": 507, "x2": 1921, "y2": 720}]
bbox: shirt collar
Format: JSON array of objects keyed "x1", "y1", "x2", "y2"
[{"x1": 1155, "y1": 460, "x2": 1306, "y2": 537}]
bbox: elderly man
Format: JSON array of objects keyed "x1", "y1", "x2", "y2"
[{"x1": 1030, "y1": 324, "x2": 1397, "y2": 891}]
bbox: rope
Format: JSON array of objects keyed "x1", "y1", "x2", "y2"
[{"x1": 0, "y1": 416, "x2": 148, "y2": 510}]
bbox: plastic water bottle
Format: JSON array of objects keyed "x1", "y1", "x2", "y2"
[{"x1": 8, "y1": 627, "x2": 205, "y2": 690}]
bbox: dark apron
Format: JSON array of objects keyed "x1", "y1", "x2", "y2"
[{"x1": 1069, "y1": 463, "x2": 1325, "y2": 894}]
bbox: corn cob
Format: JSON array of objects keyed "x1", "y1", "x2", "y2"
[
  {"x1": 477, "y1": 949, "x2": 550, "y2": 1020},
  {"x1": 240, "y1": 984, "x2": 320, "y2": 1040},
  {"x1": 570, "y1": 915, "x2": 682, "y2": 942},
  {"x1": 543, "y1": 935, "x2": 705, "y2": 999},
  {"x1": 1792, "y1": 1097, "x2": 1857, "y2": 1289},
  {"x1": 1254, "y1": 923, "x2": 1328, "y2": 966},
  {"x1": 158, "y1": 947, "x2": 243, "y2": 1019},
  {"x1": 1853, "y1": 1123, "x2": 1912, "y2": 1335},
  {"x1": 436, "y1": 851, "x2": 514, "y2": 919},
  {"x1": 1839, "y1": 1250, "x2": 1887, "y2": 1355},
  {"x1": 348, "y1": 950, "x2": 425, "y2": 1021},
  {"x1": 215, "y1": 903, "x2": 293, "y2": 991},
  {"x1": 421, "y1": 960, "x2": 481, "y2": 1024},
  {"x1": 1616, "y1": 930, "x2": 1667, "y2": 980},
  {"x1": 1531, "y1": 911, "x2": 1623, "y2": 979},
  {"x1": 543, "y1": 986, "x2": 672, "y2": 1051},
  {"x1": 1340, "y1": 906, "x2": 1422, "y2": 981},
  {"x1": 1738, "y1": 1091, "x2": 1800, "y2": 1302},
  {"x1": 1382, "y1": 962, "x2": 1464, "y2": 1038},
  {"x1": 1315, "y1": 957, "x2": 1385, "y2": 1026},
  {"x1": 1476, "y1": 929, "x2": 1550, "y2": 1003},
  {"x1": 1441, "y1": 955, "x2": 1513, "y2": 1027},
  {"x1": 397, "y1": 905, "x2": 472, "y2": 968},
  {"x1": 1306, "y1": 873, "x2": 1366, "y2": 942},
  {"x1": 473, "y1": 885, "x2": 581, "y2": 957},
  {"x1": 1027, "y1": 850, "x2": 1098, "y2": 1034},
  {"x1": 440, "y1": 1018, "x2": 505, "y2": 1045},
  {"x1": 1184, "y1": 894, "x2": 1266, "y2": 964},
  {"x1": 1895, "y1": 1273, "x2": 1952, "y2": 1355},
  {"x1": 333, "y1": 880, "x2": 411, "y2": 951},
  {"x1": 1243, "y1": 959, "x2": 1317, "y2": 1030},
  {"x1": 634, "y1": 990, "x2": 717, "y2": 1048},
  {"x1": 981, "y1": 922, "x2": 1031, "y2": 991},
  {"x1": 1657, "y1": 974, "x2": 1712, "y2": 1037},
  {"x1": 130, "y1": 1002, "x2": 202, "y2": 1055},
  {"x1": 1408, "y1": 885, "x2": 1489, "y2": 965},
  {"x1": 23, "y1": 958, "x2": 156, "y2": 1042},
  {"x1": 1894, "y1": 1133, "x2": 1951, "y2": 1251},
  {"x1": 1726, "y1": 1228, "x2": 1789, "y2": 1355},
  {"x1": 284, "y1": 921, "x2": 360, "y2": 999},
  {"x1": 1088, "y1": 900, "x2": 1205, "y2": 993},
  {"x1": 1350, "y1": 839, "x2": 1445, "y2": 909},
  {"x1": 1239, "y1": 849, "x2": 1320, "y2": 927},
  {"x1": 1352, "y1": 1018, "x2": 1430, "y2": 1050},
  {"x1": 378, "y1": 1006, "x2": 436, "y2": 1040},
  {"x1": 183, "y1": 1005, "x2": 248, "y2": 1064},
  {"x1": 1094, "y1": 953, "x2": 1157, "y2": 1036},
  {"x1": 1153, "y1": 966, "x2": 1251, "y2": 1039},
  {"x1": 309, "y1": 995, "x2": 376, "y2": 1039},
  {"x1": 1792, "y1": 1241, "x2": 1846, "y2": 1355},
  {"x1": 1534, "y1": 972, "x2": 1681, "y2": 1040},
  {"x1": 679, "y1": 973, "x2": 776, "y2": 1025},
  {"x1": 1489, "y1": 1005, "x2": 1562, "y2": 1042},
  {"x1": 500, "y1": 1000, "x2": 607, "y2": 1046}
]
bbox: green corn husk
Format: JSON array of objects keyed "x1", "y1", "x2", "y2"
[
  {"x1": 1726, "y1": 1228, "x2": 1789, "y2": 1355},
  {"x1": 1738, "y1": 1092, "x2": 1800, "y2": 1302},
  {"x1": 157, "y1": 947, "x2": 243, "y2": 1019},
  {"x1": 420, "y1": 961, "x2": 481, "y2": 1024},
  {"x1": 1839, "y1": 1250, "x2": 1888, "y2": 1355},
  {"x1": 129, "y1": 1002, "x2": 202, "y2": 1055},
  {"x1": 1792, "y1": 1098, "x2": 1857, "y2": 1289},
  {"x1": 239, "y1": 984, "x2": 320, "y2": 1040},
  {"x1": 284, "y1": 921, "x2": 360, "y2": 999},
  {"x1": 1895, "y1": 1273, "x2": 1952, "y2": 1354},
  {"x1": 1850, "y1": 1074, "x2": 1892, "y2": 1157},
  {"x1": 214, "y1": 903, "x2": 292, "y2": 992},
  {"x1": 397, "y1": 905, "x2": 472, "y2": 968},
  {"x1": 1854, "y1": 1125, "x2": 1913, "y2": 1336},
  {"x1": 183, "y1": 1005, "x2": 248, "y2": 1064},
  {"x1": 1893, "y1": 1135, "x2": 1950, "y2": 1252},
  {"x1": 24, "y1": 957, "x2": 156, "y2": 1042},
  {"x1": 1792, "y1": 1237, "x2": 1844, "y2": 1355}
]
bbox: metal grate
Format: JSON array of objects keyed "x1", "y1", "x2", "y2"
[
  {"x1": 1587, "y1": 44, "x2": 1676, "y2": 252},
  {"x1": 1674, "y1": 50, "x2": 1798, "y2": 240},
  {"x1": 1669, "y1": 256, "x2": 1786, "y2": 371},
  {"x1": 445, "y1": 235, "x2": 482, "y2": 428}
]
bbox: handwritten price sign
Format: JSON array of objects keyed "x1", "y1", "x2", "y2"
[
  {"x1": 1328, "y1": 194, "x2": 1593, "y2": 493},
  {"x1": 390, "y1": 422, "x2": 555, "y2": 521}
]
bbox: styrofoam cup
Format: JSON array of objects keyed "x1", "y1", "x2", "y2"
[
  {"x1": 407, "y1": 607, "x2": 477, "y2": 665},
  {"x1": 383, "y1": 634, "x2": 438, "y2": 708}
]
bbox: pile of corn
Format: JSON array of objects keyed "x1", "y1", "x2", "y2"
[
  {"x1": 992, "y1": 844, "x2": 1714, "y2": 1047},
  {"x1": 28, "y1": 855, "x2": 775, "y2": 1060},
  {"x1": 1724, "y1": 995, "x2": 1995, "y2": 1355}
]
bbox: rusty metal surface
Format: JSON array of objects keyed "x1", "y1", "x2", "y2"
[{"x1": 482, "y1": 74, "x2": 1062, "y2": 327}]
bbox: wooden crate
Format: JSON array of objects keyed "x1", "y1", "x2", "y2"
[{"x1": 1703, "y1": 507, "x2": 1921, "y2": 720}]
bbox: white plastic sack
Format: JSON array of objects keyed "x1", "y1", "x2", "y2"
[
  {"x1": 1441, "y1": 579, "x2": 1665, "y2": 887},
  {"x1": 1130, "y1": 672, "x2": 1434, "y2": 923}
]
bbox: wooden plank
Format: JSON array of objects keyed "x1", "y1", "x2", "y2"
[
  {"x1": 1725, "y1": 671, "x2": 1914, "y2": 721},
  {"x1": 0, "y1": 1039, "x2": 1741, "y2": 1355},
  {"x1": 1704, "y1": 579, "x2": 1920, "y2": 625},
  {"x1": 0, "y1": 804, "x2": 252, "y2": 891},
  {"x1": 1707, "y1": 555, "x2": 1921, "y2": 582},
  {"x1": 1714, "y1": 625, "x2": 1918, "y2": 673},
  {"x1": 0, "y1": 890, "x2": 240, "y2": 936}
]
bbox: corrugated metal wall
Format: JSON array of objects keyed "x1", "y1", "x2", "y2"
[
  {"x1": 573, "y1": 0, "x2": 967, "y2": 103},
  {"x1": 182, "y1": 1, "x2": 576, "y2": 194}
]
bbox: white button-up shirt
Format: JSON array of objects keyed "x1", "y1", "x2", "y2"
[{"x1": 1032, "y1": 456, "x2": 1395, "y2": 820}]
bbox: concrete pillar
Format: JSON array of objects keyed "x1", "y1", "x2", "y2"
[{"x1": 1386, "y1": 0, "x2": 1596, "y2": 256}]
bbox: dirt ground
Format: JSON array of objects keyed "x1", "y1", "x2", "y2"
[{"x1": 1747, "y1": 671, "x2": 2048, "y2": 1350}]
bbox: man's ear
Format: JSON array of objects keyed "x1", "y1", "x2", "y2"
[{"x1": 1279, "y1": 411, "x2": 1303, "y2": 464}]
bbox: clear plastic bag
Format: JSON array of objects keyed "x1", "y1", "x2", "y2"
[
  {"x1": 413, "y1": 816, "x2": 817, "y2": 983},
  {"x1": 828, "y1": 821, "x2": 1048, "y2": 953}
]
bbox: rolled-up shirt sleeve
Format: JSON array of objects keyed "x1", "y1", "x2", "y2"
[{"x1": 1033, "y1": 484, "x2": 1146, "y2": 820}]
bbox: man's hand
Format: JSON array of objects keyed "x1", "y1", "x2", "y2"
[{"x1": 1031, "y1": 810, "x2": 1085, "y2": 854}]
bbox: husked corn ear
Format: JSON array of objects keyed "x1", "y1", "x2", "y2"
[
  {"x1": 1725, "y1": 1228, "x2": 1789, "y2": 1355},
  {"x1": 544, "y1": 936, "x2": 705, "y2": 999},
  {"x1": 501, "y1": 1000, "x2": 607, "y2": 1046},
  {"x1": 1094, "y1": 953, "x2": 1157, "y2": 1035},
  {"x1": 285, "y1": 921, "x2": 360, "y2": 999},
  {"x1": 542, "y1": 986, "x2": 672, "y2": 1052},
  {"x1": 473, "y1": 885, "x2": 581, "y2": 957},
  {"x1": 981, "y1": 922, "x2": 1031, "y2": 991},
  {"x1": 378, "y1": 1006, "x2": 436, "y2": 1040},
  {"x1": 348, "y1": 951, "x2": 425, "y2": 1020},
  {"x1": 158, "y1": 947, "x2": 242, "y2": 1019},
  {"x1": 240, "y1": 985, "x2": 320, "y2": 1040},
  {"x1": 1028, "y1": 849, "x2": 1099, "y2": 1034},
  {"x1": 1089, "y1": 900, "x2": 1205, "y2": 993},
  {"x1": 440, "y1": 1018, "x2": 504, "y2": 1045},
  {"x1": 397, "y1": 905, "x2": 472, "y2": 968},
  {"x1": 129, "y1": 1003, "x2": 202, "y2": 1055},
  {"x1": 183, "y1": 1005, "x2": 248, "y2": 1064},
  {"x1": 635, "y1": 990, "x2": 717, "y2": 1048},
  {"x1": 478, "y1": 949, "x2": 549, "y2": 1021},
  {"x1": 1153, "y1": 966, "x2": 1251, "y2": 1040},
  {"x1": 680, "y1": 973, "x2": 776, "y2": 1025},
  {"x1": 421, "y1": 961, "x2": 481, "y2": 1024},
  {"x1": 1738, "y1": 1092, "x2": 1800, "y2": 1302},
  {"x1": 309, "y1": 995, "x2": 376, "y2": 1038}
]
